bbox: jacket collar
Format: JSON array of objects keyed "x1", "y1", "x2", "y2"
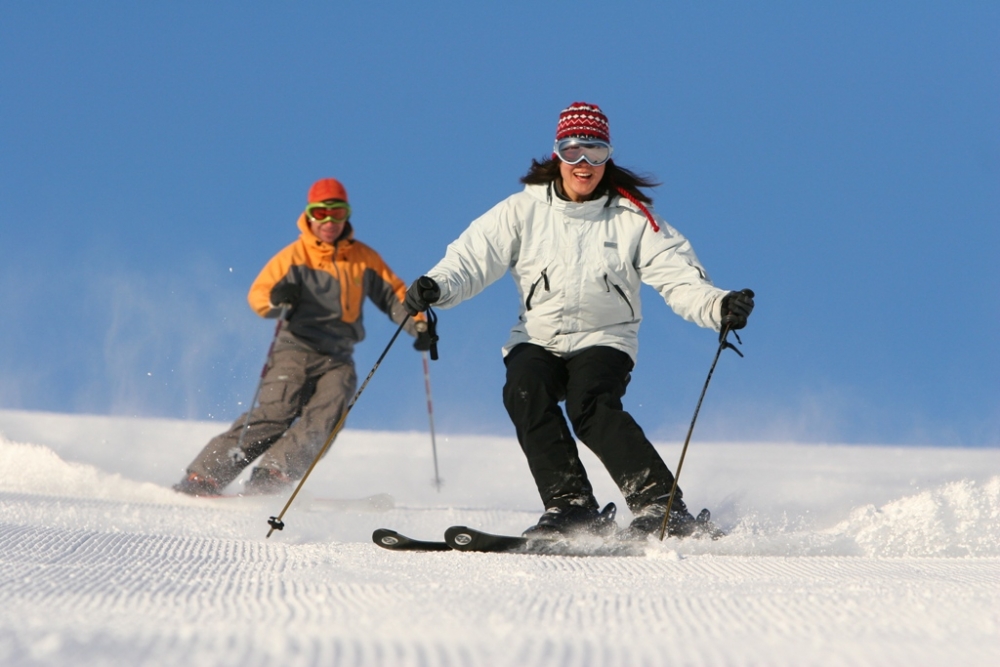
[{"x1": 523, "y1": 183, "x2": 640, "y2": 218}]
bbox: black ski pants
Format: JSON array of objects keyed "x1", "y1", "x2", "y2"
[{"x1": 502, "y1": 343, "x2": 681, "y2": 514}]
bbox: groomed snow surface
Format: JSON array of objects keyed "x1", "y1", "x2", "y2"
[{"x1": 1, "y1": 409, "x2": 998, "y2": 667}]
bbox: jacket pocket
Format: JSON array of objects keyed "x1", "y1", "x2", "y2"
[
  {"x1": 259, "y1": 355, "x2": 306, "y2": 406},
  {"x1": 525, "y1": 268, "x2": 550, "y2": 311},
  {"x1": 604, "y1": 273, "x2": 635, "y2": 320}
]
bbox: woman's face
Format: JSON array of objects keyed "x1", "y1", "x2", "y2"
[{"x1": 559, "y1": 159, "x2": 606, "y2": 202}]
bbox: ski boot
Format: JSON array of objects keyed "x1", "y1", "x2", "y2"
[
  {"x1": 242, "y1": 467, "x2": 293, "y2": 496},
  {"x1": 172, "y1": 471, "x2": 221, "y2": 497},
  {"x1": 523, "y1": 502, "x2": 618, "y2": 539},
  {"x1": 620, "y1": 497, "x2": 724, "y2": 541}
]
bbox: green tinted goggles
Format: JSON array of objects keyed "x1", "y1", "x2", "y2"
[{"x1": 306, "y1": 201, "x2": 351, "y2": 223}]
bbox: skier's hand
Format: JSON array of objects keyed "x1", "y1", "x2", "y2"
[
  {"x1": 413, "y1": 321, "x2": 434, "y2": 352},
  {"x1": 270, "y1": 282, "x2": 301, "y2": 312},
  {"x1": 720, "y1": 289, "x2": 755, "y2": 331},
  {"x1": 404, "y1": 276, "x2": 440, "y2": 315}
]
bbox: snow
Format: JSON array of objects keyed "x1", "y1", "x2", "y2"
[{"x1": 1, "y1": 408, "x2": 998, "y2": 666}]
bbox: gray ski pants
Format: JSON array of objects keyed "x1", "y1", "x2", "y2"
[{"x1": 186, "y1": 343, "x2": 357, "y2": 489}]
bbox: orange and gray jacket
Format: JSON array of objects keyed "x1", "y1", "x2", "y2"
[{"x1": 248, "y1": 215, "x2": 418, "y2": 359}]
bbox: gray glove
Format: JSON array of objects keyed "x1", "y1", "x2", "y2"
[
  {"x1": 413, "y1": 321, "x2": 434, "y2": 351},
  {"x1": 270, "y1": 282, "x2": 301, "y2": 311}
]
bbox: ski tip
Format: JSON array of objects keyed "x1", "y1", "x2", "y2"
[
  {"x1": 373, "y1": 528, "x2": 403, "y2": 548},
  {"x1": 443, "y1": 525, "x2": 474, "y2": 547},
  {"x1": 372, "y1": 528, "x2": 452, "y2": 552}
]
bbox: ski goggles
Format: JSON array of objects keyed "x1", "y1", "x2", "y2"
[
  {"x1": 553, "y1": 137, "x2": 614, "y2": 166},
  {"x1": 306, "y1": 201, "x2": 351, "y2": 223}
]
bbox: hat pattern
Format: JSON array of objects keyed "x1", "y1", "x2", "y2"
[{"x1": 555, "y1": 102, "x2": 611, "y2": 143}]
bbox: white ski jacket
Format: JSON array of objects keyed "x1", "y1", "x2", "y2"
[{"x1": 427, "y1": 183, "x2": 729, "y2": 362}]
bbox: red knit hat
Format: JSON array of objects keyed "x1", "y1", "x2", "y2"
[
  {"x1": 307, "y1": 178, "x2": 348, "y2": 203},
  {"x1": 555, "y1": 102, "x2": 611, "y2": 143}
]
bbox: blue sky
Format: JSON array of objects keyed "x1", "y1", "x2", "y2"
[{"x1": 1, "y1": 2, "x2": 997, "y2": 446}]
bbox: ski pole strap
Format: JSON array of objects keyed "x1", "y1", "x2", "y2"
[
  {"x1": 425, "y1": 307, "x2": 440, "y2": 361},
  {"x1": 720, "y1": 326, "x2": 744, "y2": 358}
]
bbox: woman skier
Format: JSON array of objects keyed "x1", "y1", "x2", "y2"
[{"x1": 405, "y1": 102, "x2": 754, "y2": 539}]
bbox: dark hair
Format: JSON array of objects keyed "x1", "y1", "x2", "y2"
[{"x1": 520, "y1": 157, "x2": 660, "y2": 204}]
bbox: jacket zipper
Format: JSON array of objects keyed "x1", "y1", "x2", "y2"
[
  {"x1": 331, "y1": 243, "x2": 349, "y2": 316},
  {"x1": 525, "y1": 268, "x2": 550, "y2": 311},
  {"x1": 604, "y1": 273, "x2": 635, "y2": 319}
]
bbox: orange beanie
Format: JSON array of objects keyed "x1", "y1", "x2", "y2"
[{"x1": 307, "y1": 178, "x2": 348, "y2": 203}]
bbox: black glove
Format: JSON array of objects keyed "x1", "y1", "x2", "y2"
[
  {"x1": 270, "y1": 282, "x2": 302, "y2": 310},
  {"x1": 413, "y1": 321, "x2": 434, "y2": 352},
  {"x1": 720, "y1": 289, "x2": 755, "y2": 331},
  {"x1": 404, "y1": 276, "x2": 440, "y2": 315}
]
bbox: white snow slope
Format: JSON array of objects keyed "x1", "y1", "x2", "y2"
[{"x1": 1, "y1": 409, "x2": 998, "y2": 667}]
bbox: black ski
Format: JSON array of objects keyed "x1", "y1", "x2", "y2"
[
  {"x1": 372, "y1": 528, "x2": 450, "y2": 552},
  {"x1": 443, "y1": 525, "x2": 644, "y2": 557},
  {"x1": 374, "y1": 505, "x2": 722, "y2": 555}
]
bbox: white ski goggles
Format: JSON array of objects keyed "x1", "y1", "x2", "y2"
[{"x1": 553, "y1": 137, "x2": 614, "y2": 166}]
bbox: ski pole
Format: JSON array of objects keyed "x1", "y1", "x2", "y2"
[
  {"x1": 421, "y1": 351, "x2": 443, "y2": 491},
  {"x1": 266, "y1": 316, "x2": 411, "y2": 538},
  {"x1": 235, "y1": 304, "x2": 289, "y2": 456},
  {"x1": 658, "y1": 321, "x2": 747, "y2": 541}
]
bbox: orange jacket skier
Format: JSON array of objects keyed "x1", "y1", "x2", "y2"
[{"x1": 174, "y1": 178, "x2": 429, "y2": 496}]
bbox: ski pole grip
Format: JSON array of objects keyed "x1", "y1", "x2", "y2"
[{"x1": 416, "y1": 276, "x2": 438, "y2": 295}]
